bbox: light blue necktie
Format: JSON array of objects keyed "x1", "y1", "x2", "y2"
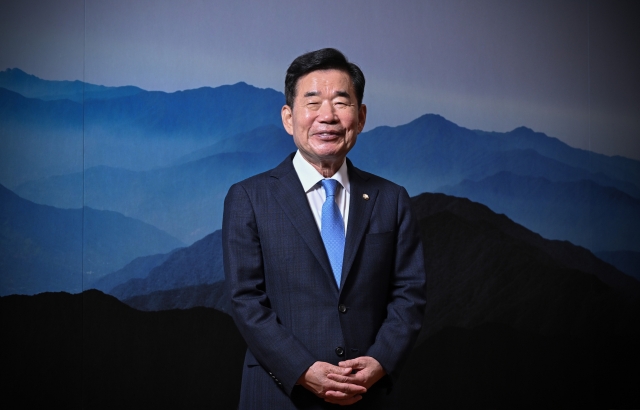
[{"x1": 320, "y1": 179, "x2": 345, "y2": 287}]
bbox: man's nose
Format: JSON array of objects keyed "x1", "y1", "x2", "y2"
[{"x1": 317, "y1": 101, "x2": 338, "y2": 122}]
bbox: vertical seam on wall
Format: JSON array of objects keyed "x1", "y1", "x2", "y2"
[
  {"x1": 82, "y1": 0, "x2": 86, "y2": 401},
  {"x1": 587, "y1": 0, "x2": 591, "y2": 158},
  {"x1": 82, "y1": 0, "x2": 86, "y2": 293}
]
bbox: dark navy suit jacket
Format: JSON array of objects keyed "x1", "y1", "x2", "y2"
[{"x1": 222, "y1": 154, "x2": 426, "y2": 409}]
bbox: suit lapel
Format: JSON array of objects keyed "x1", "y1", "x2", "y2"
[
  {"x1": 341, "y1": 160, "x2": 378, "y2": 289},
  {"x1": 269, "y1": 155, "x2": 336, "y2": 285}
]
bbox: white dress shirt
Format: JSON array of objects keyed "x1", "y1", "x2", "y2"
[{"x1": 292, "y1": 150, "x2": 350, "y2": 235}]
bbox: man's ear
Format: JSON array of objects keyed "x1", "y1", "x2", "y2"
[
  {"x1": 281, "y1": 105, "x2": 294, "y2": 136},
  {"x1": 358, "y1": 104, "x2": 367, "y2": 133}
]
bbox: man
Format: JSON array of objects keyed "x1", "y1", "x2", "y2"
[{"x1": 222, "y1": 48, "x2": 426, "y2": 409}]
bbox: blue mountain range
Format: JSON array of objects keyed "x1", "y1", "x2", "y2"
[
  {"x1": 0, "y1": 69, "x2": 285, "y2": 187},
  {"x1": 2, "y1": 69, "x2": 639, "y2": 296}
]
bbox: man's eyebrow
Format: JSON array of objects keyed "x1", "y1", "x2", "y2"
[{"x1": 302, "y1": 90, "x2": 352, "y2": 98}]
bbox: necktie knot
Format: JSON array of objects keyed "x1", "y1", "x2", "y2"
[{"x1": 321, "y1": 179, "x2": 339, "y2": 197}]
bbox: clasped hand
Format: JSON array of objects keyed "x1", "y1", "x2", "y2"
[{"x1": 297, "y1": 356, "x2": 385, "y2": 406}]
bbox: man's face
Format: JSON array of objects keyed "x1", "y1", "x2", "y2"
[{"x1": 281, "y1": 69, "x2": 366, "y2": 168}]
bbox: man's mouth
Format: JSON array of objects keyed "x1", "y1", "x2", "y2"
[{"x1": 313, "y1": 130, "x2": 343, "y2": 140}]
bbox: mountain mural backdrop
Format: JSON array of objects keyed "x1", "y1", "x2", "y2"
[
  {"x1": 2, "y1": 68, "x2": 639, "y2": 407},
  {"x1": 2, "y1": 67, "x2": 638, "y2": 297}
]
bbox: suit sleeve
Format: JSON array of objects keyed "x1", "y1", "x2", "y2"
[
  {"x1": 365, "y1": 186, "x2": 427, "y2": 382},
  {"x1": 222, "y1": 183, "x2": 316, "y2": 395}
]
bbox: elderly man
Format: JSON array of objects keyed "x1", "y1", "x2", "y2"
[{"x1": 223, "y1": 48, "x2": 426, "y2": 409}]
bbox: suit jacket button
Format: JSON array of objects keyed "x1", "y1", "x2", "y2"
[
  {"x1": 338, "y1": 304, "x2": 347, "y2": 313},
  {"x1": 335, "y1": 347, "x2": 345, "y2": 357}
]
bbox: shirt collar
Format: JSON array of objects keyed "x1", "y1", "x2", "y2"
[{"x1": 292, "y1": 150, "x2": 350, "y2": 194}]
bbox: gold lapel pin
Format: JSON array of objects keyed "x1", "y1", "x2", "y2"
[{"x1": 362, "y1": 194, "x2": 369, "y2": 200}]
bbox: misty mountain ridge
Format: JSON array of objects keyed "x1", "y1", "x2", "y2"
[
  {"x1": 171, "y1": 124, "x2": 296, "y2": 166},
  {"x1": 15, "y1": 130, "x2": 294, "y2": 243},
  {"x1": 351, "y1": 114, "x2": 639, "y2": 197},
  {"x1": 94, "y1": 228, "x2": 228, "y2": 312},
  {"x1": 90, "y1": 251, "x2": 175, "y2": 293},
  {"x1": 108, "y1": 230, "x2": 224, "y2": 301},
  {"x1": 12, "y1": 113, "x2": 640, "y2": 253},
  {"x1": 0, "y1": 68, "x2": 144, "y2": 102},
  {"x1": 75, "y1": 81, "x2": 284, "y2": 172},
  {"x1": 1, "y1": 73, "x2": 285, "y2": 186},
  {"x1": 0, "y1": 184, "x2": 183, "y2": 296},
  {"x1": 478, "y1": 126, "x2": 640, "y2": 187},
  {"x1": 438, "y1": 171, "x2": 640, "y2": 252}
]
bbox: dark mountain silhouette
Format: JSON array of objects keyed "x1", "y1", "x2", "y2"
[
  {"x1": 0, "y1": 184, "x2": 183, "y2": 296},
  {"x1": 123, "y1": 281, "x2": 230, "y2": 313},
  {"x1": 438, "y1": 171, "x2": 640, "y2": 252},
  {"x1": 109, "y1": 230, "x2": 224, "y2": 300},
  {"x1": 400, "y1": 193, "x2": 640, "y2": 407},
  {"x1": 2, "y1": 193, "x2": 639, "y2": 408},
  {"x1": 412, "y1": 193, "x2": 639, "y2": 295},
  {"x1": 0, "y1": 290, "x2": 246, "y2": 408},
  {"x1": 0, "y1": 68, "x2": 144, "y2": 102},
  {"x1": 411, "y1": 193, "x2": 640, "y2": 343},
  {"x1": 596, "y1": 250, "x2": 640, "y2": 282}
]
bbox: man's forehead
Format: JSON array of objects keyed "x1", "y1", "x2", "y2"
[{"x1": 296, "y1": 69, "x2": 354, "y2": 95}]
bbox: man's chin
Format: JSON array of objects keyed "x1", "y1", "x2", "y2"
[
  {"x1": 309, "y1": 143, "x2": 350, "y2": 158},
  {"x1": 313, "y1": 151, "x2": 348, "y2": 163}
]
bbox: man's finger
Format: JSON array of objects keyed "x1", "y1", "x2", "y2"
[
  {"x1": 338, "y1": 358, "x2": 364, "y2": 370},
  {"x1": 326, "y1": 372, "x2": 351, "y2": 383},
  {"x1": 327, "y1": 364, "x2": 352, "y2": 375},
  {"x1": 327, "y1": 371, "x2": 367, "y2": 387},
  {"x1": 326, "y1": 380, "x2": 366, "y2": 394},
  {"x1": 324, "y1": 391, "x2": 363, "y2": 406}
]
